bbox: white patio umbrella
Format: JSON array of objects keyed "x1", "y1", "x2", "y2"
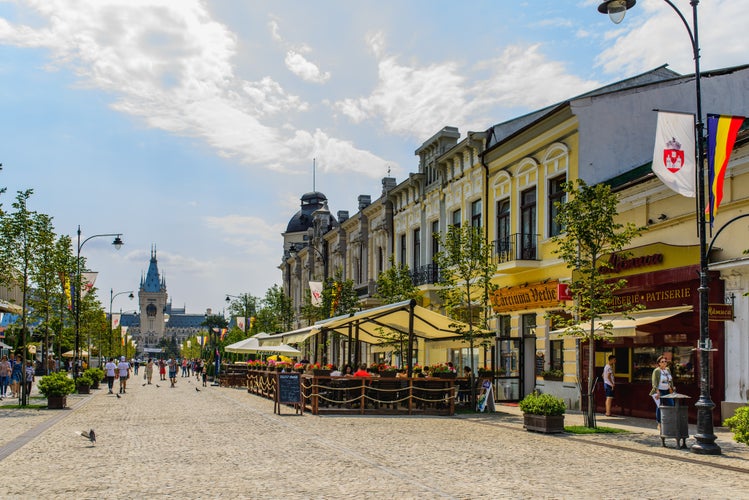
[
  {"x1": 224, "y1": 332, "x2": 272, "y2": 353},
  {"x1": 252, "y1": 343, "x2": 301, "y2": 355}
]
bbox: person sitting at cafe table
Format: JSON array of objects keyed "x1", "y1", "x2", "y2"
[
  {"x1": 329, "y1": 364, "x2": 342, "y2": 377},
  {"x1": 353, "y1": 364, "x2": 371, "y2": 377}
]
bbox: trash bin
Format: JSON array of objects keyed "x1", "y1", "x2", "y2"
[{"x1": 659, "y1": 392, "x2": 691, "y2": 449}]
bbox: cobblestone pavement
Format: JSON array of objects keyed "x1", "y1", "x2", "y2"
[{"x1": 1, "y1": 378, "x2": 748, "y2": 499}]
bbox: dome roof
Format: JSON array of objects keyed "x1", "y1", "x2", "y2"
[{"x1": 286, "y1": 191, "x2": 338, "y2": 233}]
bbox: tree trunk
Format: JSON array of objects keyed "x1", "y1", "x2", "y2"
[{"x1": 586, "y1": 330, "x2": 596, "y2": 428}]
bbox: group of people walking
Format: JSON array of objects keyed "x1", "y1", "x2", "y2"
[
  {"x1": 104, "y1": 356, "x2": 132, "y2": 394},
  {"x1": 0, "y1": 354, "x2": 34, "y2": 400}
]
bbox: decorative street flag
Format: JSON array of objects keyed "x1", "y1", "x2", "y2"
[
  {"x1": 707, "y1": 114, "x2": 745, "y2": 227},
  {"x1": 309, "y1": 281, "x2": 323, "y2": 307},
  {"x1": 219, "y1": 328, "x2": 228, "y2": 341},
  {"x1": 652, "y1": 111, "x2": 696, "y2": 197},
  {"x1": 111, "y1": 313, "x2": 121, "y2": 330},
  {"x1": 236, "y1": 316, "x2": 246, "y2": 331},
  {"x1": 59, "y1": 273, "x2": 72, "y2": 310},
  {"x1": 80, "y1": 272, "x2": 98, "y2": 299}
]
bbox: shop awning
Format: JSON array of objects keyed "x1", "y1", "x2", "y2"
[
  {"x1": 549, "y1": 305, "x2": 693, "y2": 339},
  {"x1": 259, "y1": 325, "x2": 318, "y2": 346},
  {"x1": 259, "y1": 300, "x2": 483, "y2": 347},
  {"x1": 0, "y1": 299, "x2": 22, "y2": 314},
  {"x1": 316, "y1": 299, "x2": 483, "y2": 344}
]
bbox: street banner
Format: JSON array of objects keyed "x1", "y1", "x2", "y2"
[{"x1": 652, "y1": 111, "x2": 696, "y2": 197}]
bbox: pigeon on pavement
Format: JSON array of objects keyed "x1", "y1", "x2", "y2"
[
  {"x1": 116, "y1": 393, "x2": 121, "y2": 399},
  {"x1": 195, "y1": 387, "x2": 200, "y2": 392},
  {"x1": 77, "y1": 429, "x2": 96, "y2": 445}
]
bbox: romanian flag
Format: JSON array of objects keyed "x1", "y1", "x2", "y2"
[
  {"x1": 219, "y1": 328, "x2": 228, "y2": 341},
  {"x1": 707, "y1": 114, "x2": 744, "y2": 227}
]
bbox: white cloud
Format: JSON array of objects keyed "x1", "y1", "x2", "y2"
[
  {"x1": 472, "y1": 44, "x2": 601, "y2": 111},
  {"x1": 595, "y1": 0, "x2": 749, "y2": 76},
  {"x1": 284, "y1": 50, "x2": 331, "y2": 83},
  {"x1": 335, "y1": 37, "x2": 600, "y2": 139},
  {"x1": 0, "y1": 0, "x2": 386, "y2": 178}
]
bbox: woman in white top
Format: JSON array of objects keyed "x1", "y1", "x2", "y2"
[{"x1": 649, "y1": 355, "x2": 675, "y2": 425}]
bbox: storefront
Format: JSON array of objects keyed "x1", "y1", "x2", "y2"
[
  {"x1": 491, "y1": 280, "x2": 565, "y2": 402},
  {"x1": 581, "y1": 244, "x2": 726, "y2": 425}
]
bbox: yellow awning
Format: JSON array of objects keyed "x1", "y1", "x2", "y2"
[{"x1": 549, "y1": 305, "x2": 693, "y2": 339}]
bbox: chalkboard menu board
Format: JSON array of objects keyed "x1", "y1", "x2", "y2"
[
  {"x1": 277, "y1": 372, "x2": 301, "y2": 404},
  {"x1": 535, "y1": 353, "x2": 545, "y2": 376}
]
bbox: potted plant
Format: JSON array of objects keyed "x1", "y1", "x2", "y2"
[
  {"x1": 541, "y1": 369, "x2": 564, "y2": 381},
  {"x1": 75, "y1": 373, "x2": 93, "y2": 394},
  {"x1": 311, "y1": 362, "x2": 332, "y2": 376},
  {"x1": 430, "y1": 363, "x2": 456, "y2": 379},
  {"x1": 37, "y1": 372, "x2": 76, "y2": 409},
  {"x1": 84, "y1": 367, "x2": 104, "y2": 389},
  {"x1": 724, "y1": 406, "x2": 749, "y2": 446},
  {"x1": 519, "y1": 391, "x2": 566, "y2": 433}
]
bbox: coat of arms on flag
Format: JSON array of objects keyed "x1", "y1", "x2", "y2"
[{"x1": 652, "y1": 111, "x2": 696, "y2": 197}]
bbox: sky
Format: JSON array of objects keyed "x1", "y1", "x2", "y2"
[{"x1": 1, "y1": 0, "x2": 747, "y2": 316}]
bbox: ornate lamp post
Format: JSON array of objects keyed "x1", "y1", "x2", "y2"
[
  {"x1": 225, "y1": 293, "x2": 255, "y2": 337},
  {"x1": 74, "y1": 226, "x2": 123, "y2": 378},
  {"x1": 108, "y1": 289, "x2": 133, "y2": 364},
  {"x1": 598, "y1": 0, "x2": 720, "y2": 455}
]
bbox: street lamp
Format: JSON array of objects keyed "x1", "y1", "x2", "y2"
[
  {"x1": 289, "y1": 242, "x2": 328, "y2": 280},
  {"x1": 598, "y1": 0, "x2": 720, "y2": 455},
  {"x1": 108, "y1": 289, "x2": 134, "y2": 364},
  {"x1": 74, "y1": 226, "x2": 123, "y2": 379},
  {"x1": 225, "y1": 293, "x2": 255, "y2": 337}
]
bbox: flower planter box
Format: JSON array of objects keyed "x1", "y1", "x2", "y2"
[
  {"x1": 47, "y1": 395, "x2": 67, "y2": 409},
  {"x1": 312, "y1": 369, "x2": 332, "y2": 377},
  {"x1": 434, "y1": 372, "x2": 457, "y2": 379},
  {"x1": 542, "y1": 375, "x2": 563, "y2": 382},
  {"x1": 77, "y1": 385, "x2": 91, "y2": 395},
  {"x1": 523, "y1": 414, "x2": 565, "y2": 434}
]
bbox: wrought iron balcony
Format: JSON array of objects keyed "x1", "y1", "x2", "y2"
[
  {"x1": 410, "y1": 264, "x2": 440, "y2": 286},
  {"x1": 493, "y1": 233, "x2": 539, "y2": 264}
]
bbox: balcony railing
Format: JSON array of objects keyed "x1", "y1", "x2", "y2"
[
  {"x1": 411, "y1": 264, "x2": 440, "y2": 286},
  {"x1": 493, "y1": 233, "x2": 539, "y2": 263}
]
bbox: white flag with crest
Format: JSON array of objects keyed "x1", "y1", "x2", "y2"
[
  {"x1": 236, "y1": 317, "x2": 246, "y2": 331},
  {"x1": 652, "y1": 111, "x2": 696, "y2": 197},
  {"x1": 309, "y1": 281, "x2": 323, "y2": 307},
  {"x1": 80, "y1": 272, "x2": 98, "y2": 298},
  {"x1": 111, "y1": 313, "x2": 121, "y2": 330}
]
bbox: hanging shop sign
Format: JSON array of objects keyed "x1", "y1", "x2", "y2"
[
  {"x1": 491, "y1": 281, "x2": 562, "y2": 313},
  {"x1": 708, "y1": 303, "x2": 734, "y2": 322}
]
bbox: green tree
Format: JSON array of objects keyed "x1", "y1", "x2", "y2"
[
  {"x1": 201, "y1": 314, "x2": 229, "y2": 377},
  {"x1": 225, "y1": 293, "x2": 258, "y2": 336},
  {"x1": 51, "y1": 235, "x2": 76, "y2": 359},
  {"x1": 435, "y1": 224, "x2": 497, "y2": 405},
  {"x1": 0, "y1": 190, "x2": 49, "y2": 405},
  {"x1": 550, "y1": 179, "x2": 644, "y2": 428},
  {"x1": 26, "y1": 213, "x2": 59, "y2": 373},
  {"x1": 257, "y1": 284, "x2": 294, "y2": 333},
  {"x1": 375, "y1": 257, "x2": 421, "y2": 366}
]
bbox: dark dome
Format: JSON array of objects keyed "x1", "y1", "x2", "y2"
[{"x1": 286, "y1": 191, "x2": 338, "y2": 233}]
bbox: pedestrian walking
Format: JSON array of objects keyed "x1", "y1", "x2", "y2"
[
  {"x1": 117, "y1": 356, "x2": 131, "y2": 394},
  {"x1": 158, "y1": 359, "x2": 166, "y2": 381},
  {"x1": 145, "y1": 358, "x2": 154, "y2": 384},
  {"x1": 0, "y1": 355, "x2": 11, "y2": 399},
  {"x1": 168, "y1": 357, "x2": 178, "y2": 387},
  {"x1": 24, "y1": 360, "x2": 34, "y2": 397},
  {"x1": 603, "y1": 354, "x2": 616, "y2": 416},
  {"x1": 10, "y1": 354, "x2": 23, "y2": 399},
  {"x1": 133, "y1": 358, "x2": 139, "y2": 376},
  {"x1": 104, "y1": 357, "x2": 117, "y2": 394},
  {"x1": 181, "y1": 358, "x2": 188, "y2": 377}
]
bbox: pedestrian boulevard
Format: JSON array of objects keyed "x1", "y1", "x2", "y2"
[{"x1": 1, "y1": 377, "x2": 748, "y2": 499}]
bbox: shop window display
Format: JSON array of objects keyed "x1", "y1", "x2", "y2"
[{"x1": 632, "y1": 346, "x2": 695, "y2": 384}]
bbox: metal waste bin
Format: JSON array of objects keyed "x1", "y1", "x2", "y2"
[{"x1": 659, "y1": 392, "x2": 691, "y2": 449}]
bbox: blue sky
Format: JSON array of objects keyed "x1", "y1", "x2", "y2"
[{"x1": 1, "y1": 0, "x2": 747, "y2": 316}]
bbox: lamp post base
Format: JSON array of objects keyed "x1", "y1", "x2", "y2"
[{"x1": 691, "y1": 400, "x2": 721, "y2": 455}]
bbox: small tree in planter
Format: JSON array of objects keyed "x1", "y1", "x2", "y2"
[
  {"x1": 724, "y1": 406, "x2": 749, "y2": 446},
  {"x1": 37, "y1": 372, "x2": 75, "y2": 409},
  {"x1": 75, "y1": 374, "x2": 93, "y2": 394},
  {"x1": 84, "y1": 367, "x2": 104, "y2": 389},
  {"x1": 519, "y1": 392, "x2": 566, "y2": 434}
]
